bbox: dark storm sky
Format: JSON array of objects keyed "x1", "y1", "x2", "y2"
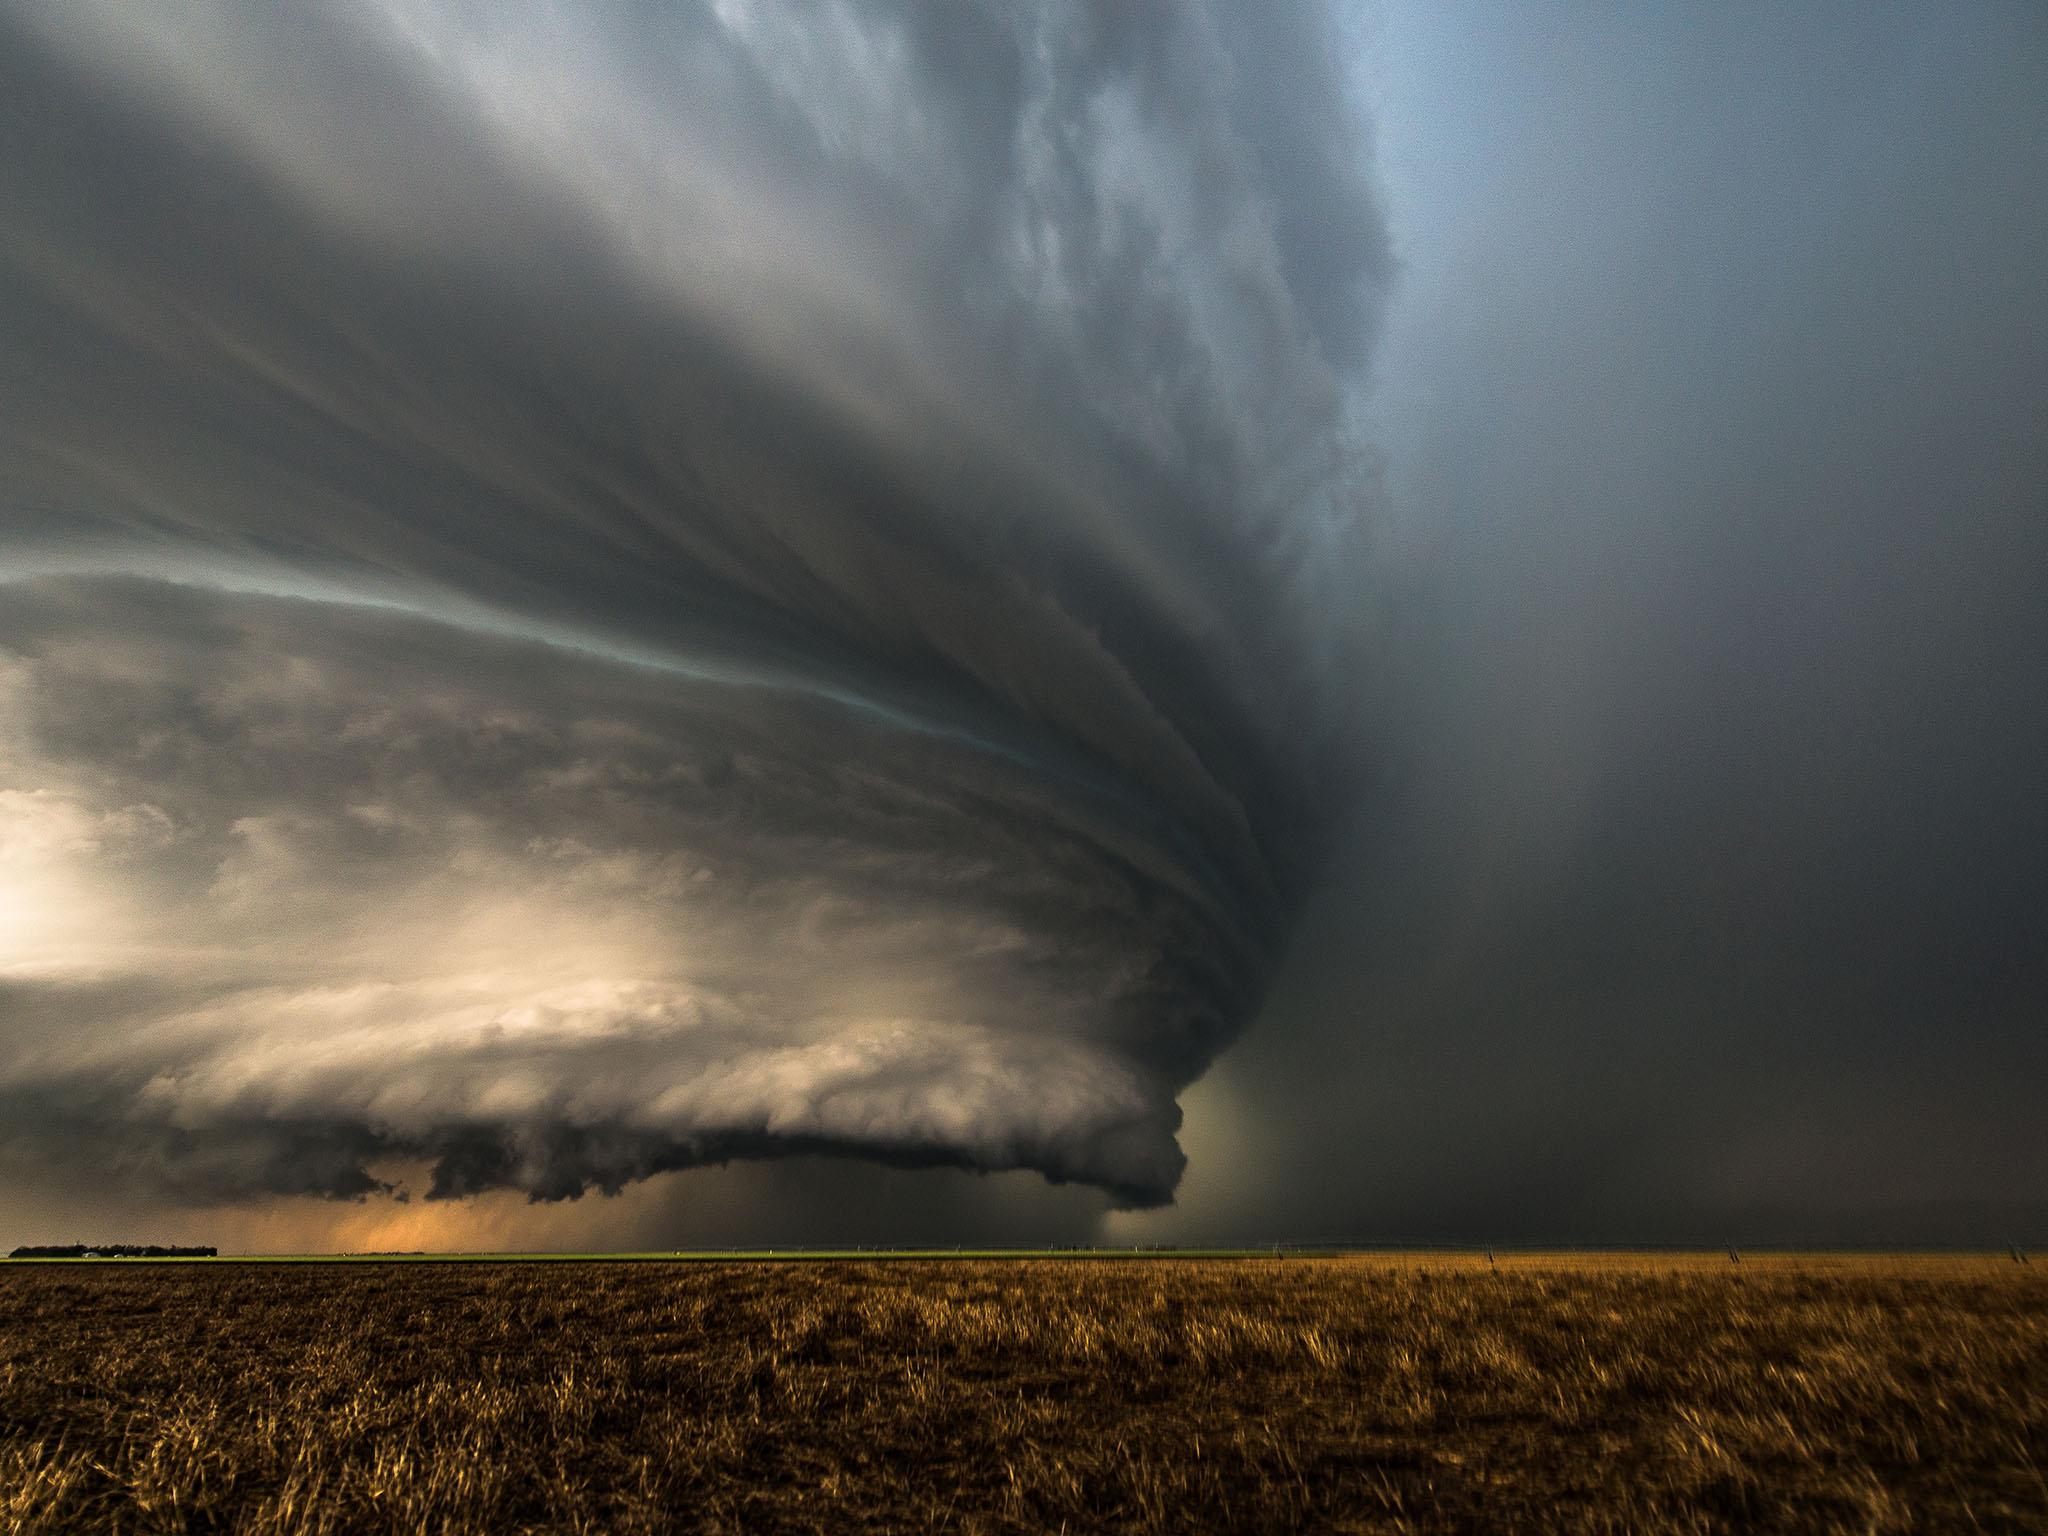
[
  {"x1": 0, "y1": 1, "x2": 2042, "y2": 1249},
  {"x1": 1159, "y1": 0, "x2": 2048, "y2": 1248}
]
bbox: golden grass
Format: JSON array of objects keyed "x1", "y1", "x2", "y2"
[{"x1": 2, "y1": 1254, "x2": 2043, "y2": 1532}]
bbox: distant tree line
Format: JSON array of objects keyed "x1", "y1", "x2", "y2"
[{"x1": 8, "y1": 1243, "x2": 217, "y2": 1259}]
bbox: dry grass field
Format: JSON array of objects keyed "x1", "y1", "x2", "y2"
[{"x1": 2, "y1": 1254, "x2": 2044, "y2": 1533}]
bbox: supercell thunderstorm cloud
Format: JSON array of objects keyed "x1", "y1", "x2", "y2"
[{"x1": 0, "y1": 3, "x2": 1387, "y2": 1208}]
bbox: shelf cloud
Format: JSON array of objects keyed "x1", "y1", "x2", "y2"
[{"x1": 0, "y1": 1, "x2": 1388, "y2": 1207}]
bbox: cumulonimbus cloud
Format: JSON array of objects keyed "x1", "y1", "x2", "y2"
[{"x1": 0, "y1": 0, "x2": 1388, "y2": 1206}]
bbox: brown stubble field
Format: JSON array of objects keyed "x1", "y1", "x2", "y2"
[{"x1": 2, "y1": 1255, "x2": 2043, "y2": 1533}]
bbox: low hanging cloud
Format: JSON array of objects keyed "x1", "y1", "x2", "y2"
[{"x1": 0, "y1": 2, "x2": 1388, "y2": 1207}]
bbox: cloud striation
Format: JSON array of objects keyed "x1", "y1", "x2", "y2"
[{"x1": 0, "y1": 2, "x2": 1388, "y2": 1207}]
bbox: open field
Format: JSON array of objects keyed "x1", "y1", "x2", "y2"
[{"x1": 3, "y1": 1255, "x2": 2043, "y2": 1533}]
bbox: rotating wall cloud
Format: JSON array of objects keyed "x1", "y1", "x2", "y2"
[{"x1": 0, "y1": 1, "x2": 1390, "y2": 1210}]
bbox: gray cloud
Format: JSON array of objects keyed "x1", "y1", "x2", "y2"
[
  {"x1": 15, "y1": 0, "x2": 2034, "y2": 1251},
  {"x1": 1126, "y1": 0, "x2": 2048, "y2": 1248},
  {"x1": 0, "y1": 574, "x2": 1252, "y2": 1206},
  {"x1": 0, "y1": 0, "x2": 1387, "y2": 1212}
]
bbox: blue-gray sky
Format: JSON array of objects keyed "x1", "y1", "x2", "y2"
[{"x1": 1, "y1": 1, "x2": 2043, "y2": 1250}]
